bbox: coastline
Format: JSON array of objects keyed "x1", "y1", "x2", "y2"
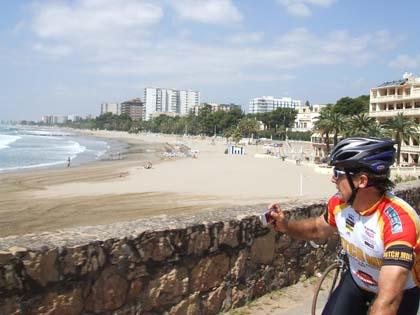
[{"x1": 0, "y1": 130, "x2": 336, "y2": 237}]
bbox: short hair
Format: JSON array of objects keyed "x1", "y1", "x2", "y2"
[{"x1": 351, "y1": 168, "x2": 395, "y2": 195}]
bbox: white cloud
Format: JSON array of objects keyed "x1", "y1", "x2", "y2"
[
  {"x1": 27, "y1": 1, "x2": 396, "y2": 88},
  {"x1": 31, "y1": 0, "x2": 163, "y2": 52},
  {"x1": 229, "y1": 32, "x2": 264, "y2": 44},
  {"x1": 170, "y1": 0, "x2": 242, "y2": 24},
  {"x1": 277, "y1": 0, "x2": 336, "y2": 17},
  {"x1": 389, "y1": 54, "x2": 420, "y2": 69},
  {"x1": 33, "y1": 43, "x2": 73, "y2": 57}
]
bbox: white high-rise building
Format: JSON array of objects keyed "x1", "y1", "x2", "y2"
[
  {"x1": 100, "y1": 103, "x2": 120, "y2": 115},
  {"x1": 144, "y1": 87, "x2": 200, "y2": 120},
  {"x1": 249, "y1": 96, "x2": 301, "y2": 114}
]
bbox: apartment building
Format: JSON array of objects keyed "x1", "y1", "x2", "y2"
[
  {"x1": 120, "y1": 98, "x2": 144, "y2": 121},
  {"x1": 292, "y1": 104, "x2": 326, "y2": 132},
  {"x1": 192, "y1": 102, "x2": 241, "y2": 115},
  {"x1": 144, "y1": 87, "x2": 200, "y2": 120},
  {"x1": 249, "y1": 96, "x2": 301, "y2": 114},
  {"x1": 369, "y1": 73, "x2": 420, "y2": 165},
  {"x1": 100, "y1": 103, "x2": 120, "y2": 115}
]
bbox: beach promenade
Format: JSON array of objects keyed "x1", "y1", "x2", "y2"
[{"x1": 0, "y1": 131, "x2": 335, "y2": 237}]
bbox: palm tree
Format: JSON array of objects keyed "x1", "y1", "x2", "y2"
[
  {"x1": 381, "y1": 113, "x2": 419, "y2": 165},
  {"x1": 329, "y1": 111, "x2": 345, "y2": 146},
  {"x1": 314, "y1": 106, "x2": 344, "y2": 151},
  {"x1": 345, "y1": 113, "x2": 385, "y2": 137}
]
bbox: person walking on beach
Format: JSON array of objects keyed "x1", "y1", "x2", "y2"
[
  {"x1": 267, "y1": 137, "x2": 420, "y2": 315},
  {"x1": 67, "y1": 156, "x2": 71, "y2": 168}
]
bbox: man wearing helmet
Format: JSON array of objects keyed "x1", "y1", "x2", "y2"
[{"x1": 268, "y1": 137, "x2": 420, "y2": 315}]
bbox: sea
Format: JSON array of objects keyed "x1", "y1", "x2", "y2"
[{"x1": 0, "y1": 125, "x2": 112, "y2": 173}]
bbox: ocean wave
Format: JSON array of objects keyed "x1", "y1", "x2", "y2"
[
  {"x1": 0, "y1": 135, "x2": 22, "y2": 150},
  {"x1": 66, "y1": 141, "x2": 86, "y2": 156},
  {"x1": 20, "y1": 130, "x2": 74, "y2": 137}
]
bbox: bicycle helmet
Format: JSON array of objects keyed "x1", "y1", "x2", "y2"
[{"x1": 328, "y1": 137, "x2": 396, "y2": 174}]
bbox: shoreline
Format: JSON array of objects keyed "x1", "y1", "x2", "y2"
[{"x1": 0, "y1": 130, "x2": 336, "y2": 238}]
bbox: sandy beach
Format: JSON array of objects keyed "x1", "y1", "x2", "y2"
[{"x1": 0, "y1": 131, "x2": 335, "y2": 237}]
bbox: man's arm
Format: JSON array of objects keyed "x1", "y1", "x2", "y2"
[
  {"x1": 268, "y1": 203, "x2": 336, "y2": 240},
  {"x1": 369, "y1": 265, "x2": 409, "y2": 315}
]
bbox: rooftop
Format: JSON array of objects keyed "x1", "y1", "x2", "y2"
[{"x1": 377, "y1": 79, "x2": 407, "y2": 88}]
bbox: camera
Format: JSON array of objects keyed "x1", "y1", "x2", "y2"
[{"x1": 257, "y1": 210, "x2": 273, "y2": 226}]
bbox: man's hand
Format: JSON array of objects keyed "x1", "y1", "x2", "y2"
[{"x1": 267, "y1": 203, "x2": 288, "y2": 232}]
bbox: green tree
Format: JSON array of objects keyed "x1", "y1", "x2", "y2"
[
  {"x1": 344, "y1": 113, "x2": 384, "y2": 138},
  {"x1": 237, "y1": 117, "x2": 259, "y2": 139},
  {"x1": 334, "y1": 95, "x2": 369, "y2": 116},
  {"x1": 381, "y1": 113, "x2": 419, "y2": 165},
  {"x1": 314, "y1": 105, "x2": 344, "y2": 150}
]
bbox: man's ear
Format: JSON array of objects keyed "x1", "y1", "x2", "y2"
[{"x1": 358, "y1": 174, "x2": 369, "y2": 188}]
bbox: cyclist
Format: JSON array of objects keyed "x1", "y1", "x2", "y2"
[{"x1": 268, "y1": 137, "x2": 420, "y2": 315}]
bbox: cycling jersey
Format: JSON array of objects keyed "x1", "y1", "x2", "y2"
[{"x1": 324, "y1": 191, "x2": 420, "y2": 293}]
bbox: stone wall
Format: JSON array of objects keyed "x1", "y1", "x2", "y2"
[{"x1": 1, "y1": 181, "x2": 419, "y2": 315}]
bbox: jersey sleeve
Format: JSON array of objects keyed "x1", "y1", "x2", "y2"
[
  {"x1": 381, "y1": 203, "x2": 419, "y2": 269},
  {"x1": 323, "y1": 194, "x2": 343, "y2": 227}
]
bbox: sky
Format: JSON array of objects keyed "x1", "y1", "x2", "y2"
[{"x1": 1, "y1": 0, "x2": 420, "y2": 121}]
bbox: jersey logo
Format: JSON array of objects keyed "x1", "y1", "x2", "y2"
[
  {"x1": 354, "y1": 270, "x2": 378, "y2": 287},
  {"x1": 384, "y1": 206, "x2": 402, "y2": 234}
]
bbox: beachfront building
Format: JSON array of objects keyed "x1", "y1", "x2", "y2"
[
  {"x1": 120, "y1": 98, "x2": 144, "y2": 121},
  {"x1": 369, "y1": 72, "x2": 420, "y2": 165},
  {"x1": 249, "y1": 96, "x2": 301, "y2": 114},
  {"x1": 144, "y1": 87, "x2": 200, "y2": 120},
  {"x1": 100, "y1": 103, "x2": 120, "y2": 116},
  {"x1": 292, "y1": 104, "x2": 326, "y2": 132},
  {"x1": 192, "y1": 102, "x2": 241, "y2": 115},
  {"x1": 41, "y1": 115, "x2": 68, "y2": 125}
]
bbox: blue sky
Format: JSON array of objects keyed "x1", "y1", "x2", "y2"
[{"x1": 1, "y1": 0, "x2": 420, "y2": 121}]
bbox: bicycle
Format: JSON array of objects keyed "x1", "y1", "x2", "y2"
[{"x1": 311, "y1": 242, "x2": 348, "y2": 315}]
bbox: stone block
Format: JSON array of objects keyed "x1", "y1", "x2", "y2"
[
  {"x1": 138, "y1": 236, "x2": 174, "y2": 262},
  {"x1": 191, "y1": 254, "x2": 229, "y2": 292},
  {"x1": 143, "y1": 267, "x2": 189, "y2": 311},
  {"x1": 35, "y1": 288, "x2": 83, "y2": 315},
  {"x1": 250, "y1": 232, "x2": 275, "y2": 265},
  {"x1": 23, "y1": 249, "x2": 59, "y2": 286},
  {"x1": 85, "y1": 266, "x2": 129, "y2": 312},
  {"x1": 169, "y1": 292, "x2": 200, "y2": 315},
  {"x1": 203, "y1": 285, "x2": 227, "y2": 315},
  {"x1": 230, "y1": 250, "x2": 248, "y2": 281},
  {"x1": 187, "y1": 231, "x2": 211, "y2": 256},
  {"x1": 219, "y1": 224, "x2": 239, "y2": 248},
  {"x1": 0, "y1": 250, "x2": 13, "y2": 265}
]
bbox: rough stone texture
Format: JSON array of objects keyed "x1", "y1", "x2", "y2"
[
  {"x1": 34, "y1": 288, "x2": 83, "y2": 315},
  {"x1": 169, "y1": 292, "x2": 200, "y2": 315},
  {"x1": 250, "y1": 231, "x2": 276, "y2": 265},
  {"x1": 191, "y1": 254, "x2": 230, "y2": 292},
  {"x1": 23, "y1": 249, "x2": 59, "y2": 286},
  {"x1": 85, "y1": 267, "x2": 129, "y2": 312},
  {"x1": 203, "y1": 285, "x2": 228, "y2": 315},
  {"x1": 143, "y1": 267, "x2": 189, "y2": 311},
  {"x1": 0, "y1": 181, "x2": 418, "y2": 315}
]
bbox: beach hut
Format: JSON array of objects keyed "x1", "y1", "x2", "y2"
[{"x1": 227, "y1": 145, "x2": 246, "y2": 155}]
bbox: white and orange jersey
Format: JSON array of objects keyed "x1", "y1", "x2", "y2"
[{"x1": 324, "y1": 191, "x2": 420, "y2": 293}]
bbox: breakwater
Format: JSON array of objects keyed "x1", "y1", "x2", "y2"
[{"x1": 1, "y1": 181, "x2": 419, "y2": 315}]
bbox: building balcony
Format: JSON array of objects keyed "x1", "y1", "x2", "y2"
[
  {"x1": 369, "y1": 108, "x2": 420, "y2": 118},
  {"x1": 401, "y1": 144, "x2": 420, "y2": 154},
  {"x1": 371, "y1": 92, "x2": 420, "y2": 103}
]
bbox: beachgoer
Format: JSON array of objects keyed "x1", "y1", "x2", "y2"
[
  {"x1": 67, "y1": 157, "x2": 71, "y2": 168},
  {"x1": 267, "y1": 137, "x2": 420, "y2": 315}
]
